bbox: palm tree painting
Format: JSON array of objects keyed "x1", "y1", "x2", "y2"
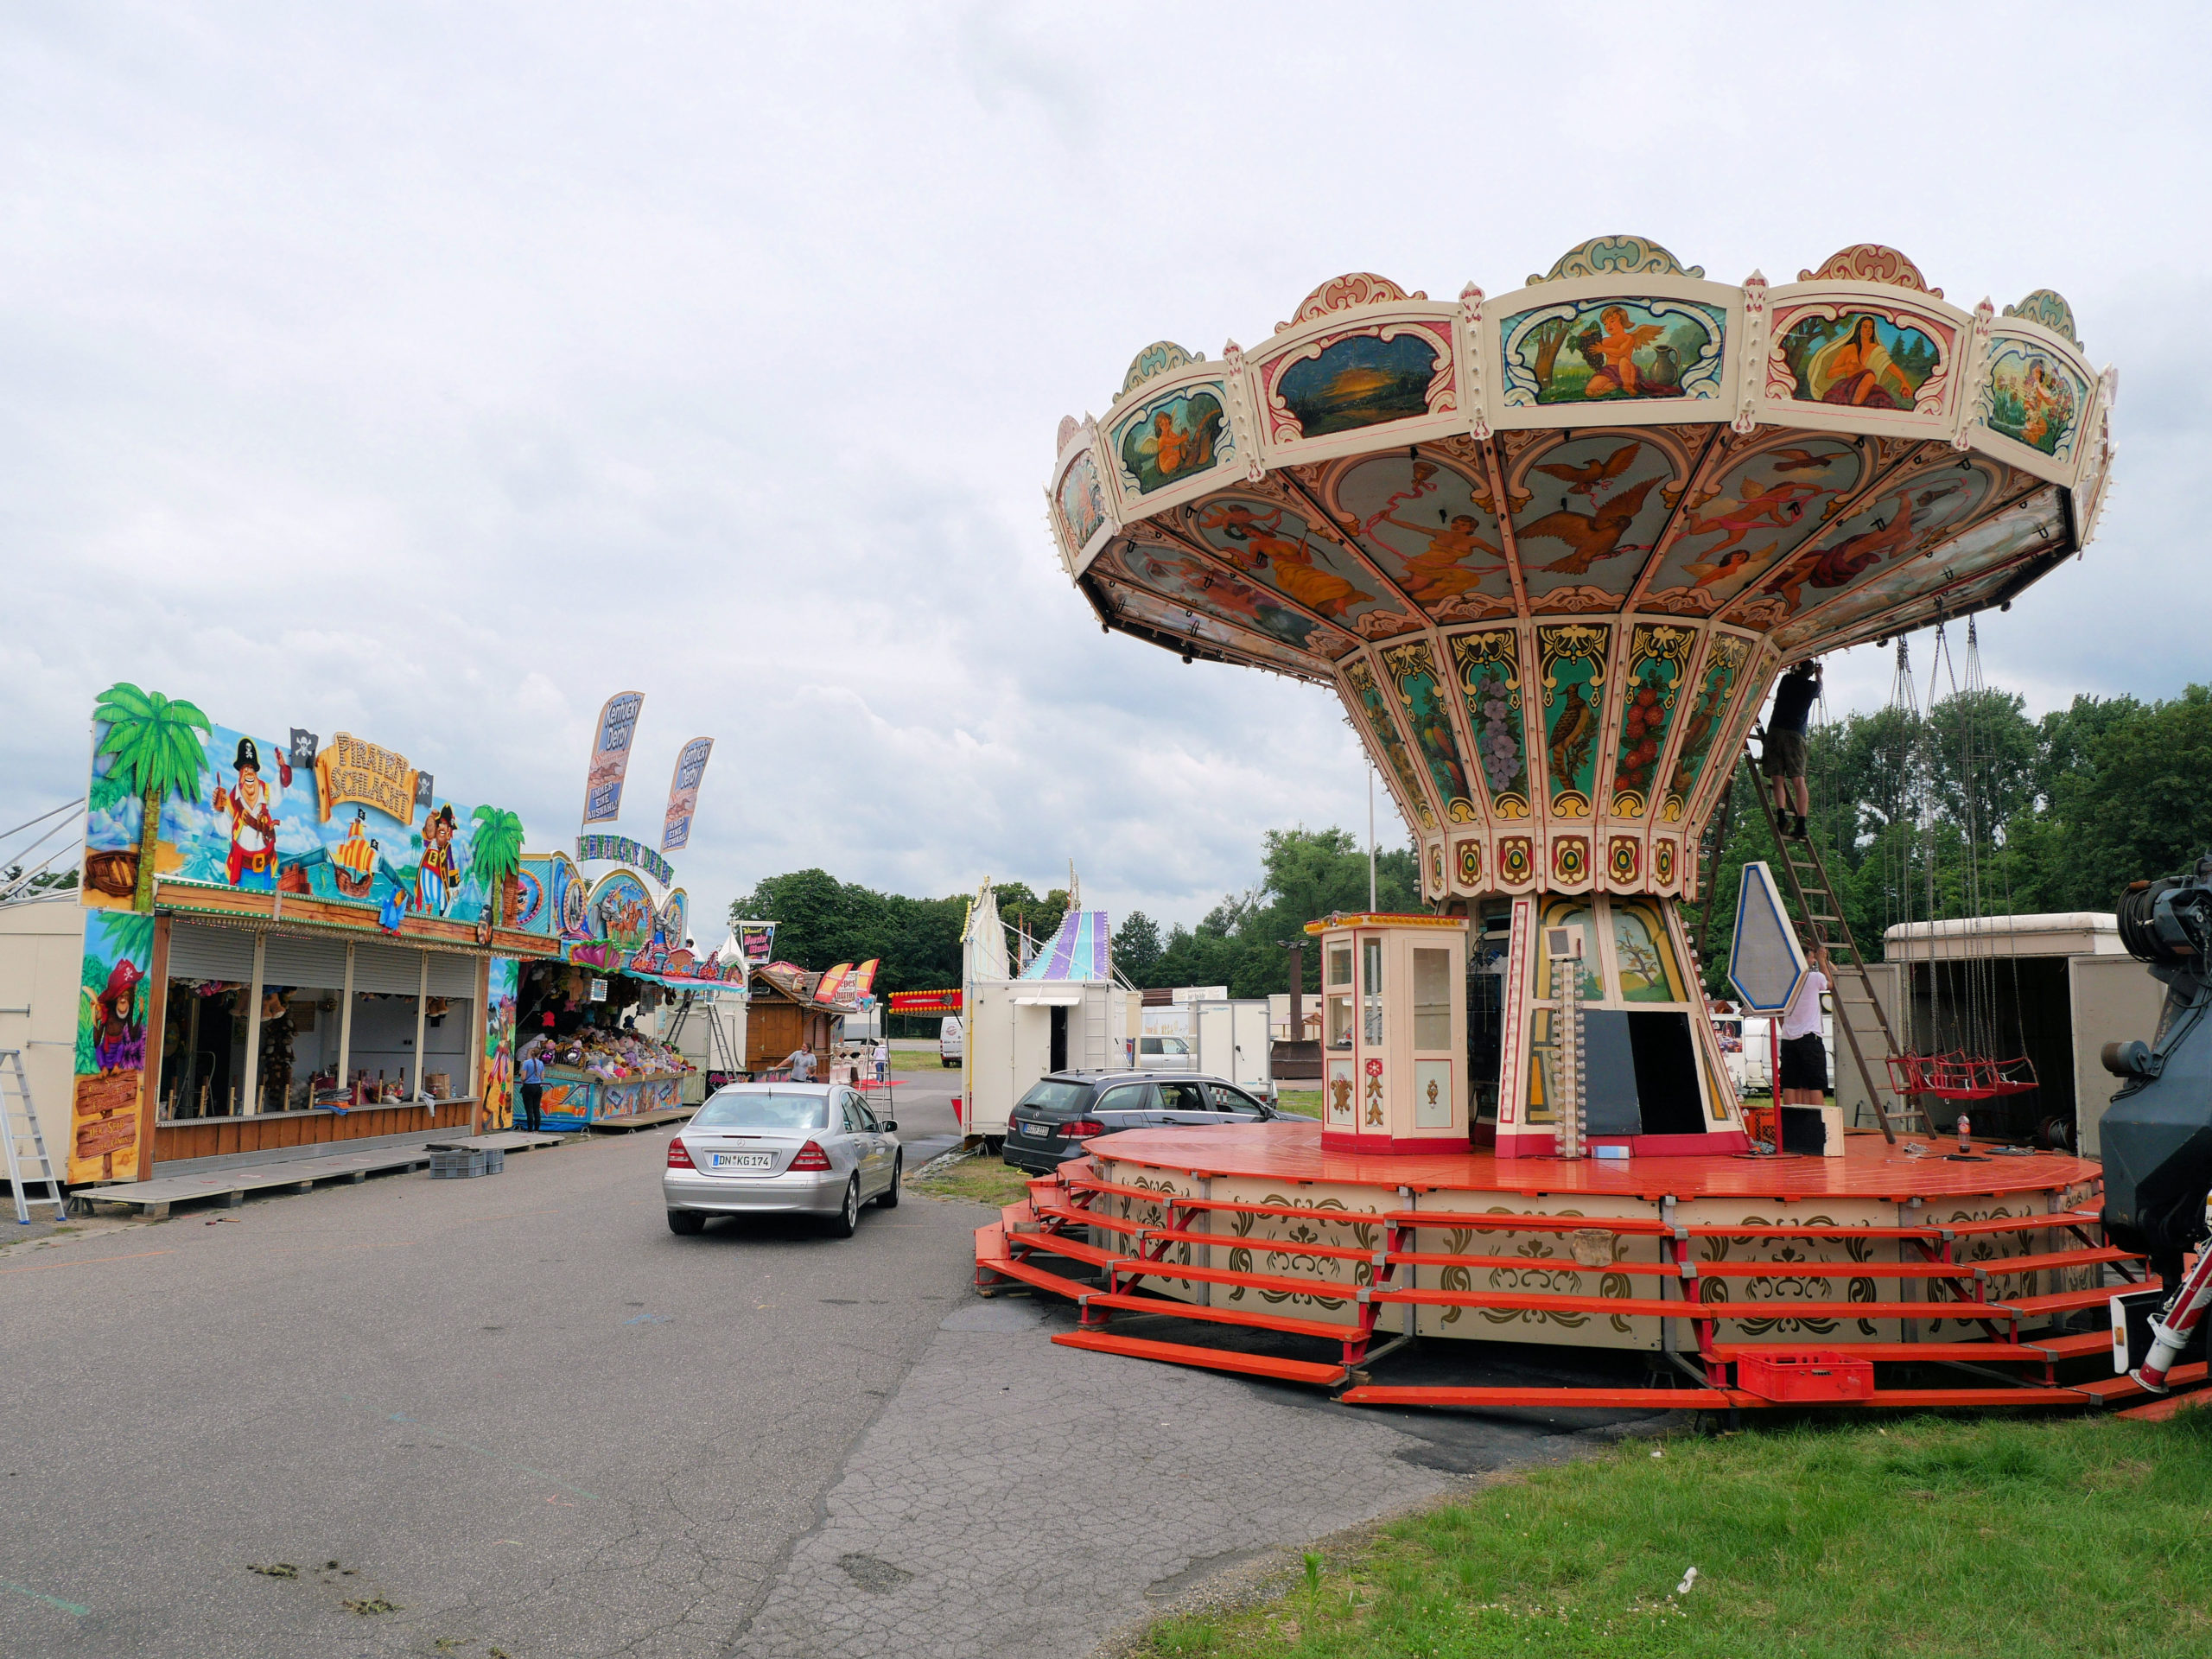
[
  {"x1": 89, "y1": 683, "x2": 213, "y2": 911},
  {"x1": 469, "y1": 805, "x2": 527, "y2": 925}
]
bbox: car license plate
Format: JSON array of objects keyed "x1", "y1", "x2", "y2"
[{"x1": 711, "y1": 1153, "x2": 772, "y2": 1170}]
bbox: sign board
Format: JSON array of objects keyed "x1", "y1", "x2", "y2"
[{"x1": 1727, "y1": 861, "x2": 1809, "y2": 1014}]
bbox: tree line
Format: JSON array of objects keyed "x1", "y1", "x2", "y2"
[{"x1": 728, "y1": 828, "x2": 1417, "y2": 1031}]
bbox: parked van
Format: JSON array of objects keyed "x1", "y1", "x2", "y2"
[{"x1": 938, "y1": 1015, "x2": 963, "y2": 1068}]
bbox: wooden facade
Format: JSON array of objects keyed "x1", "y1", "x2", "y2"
[
  {"x1": 155, "y1": 1100, "x2": 475, "y2": 1164},
  {"x1": 743, "y1": 986, "x2": 838, "y2": 1075}
]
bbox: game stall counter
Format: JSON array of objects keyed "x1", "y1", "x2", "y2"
[{"x1": 531, "y1": 1027, "x2": 693, "y2": 1129}]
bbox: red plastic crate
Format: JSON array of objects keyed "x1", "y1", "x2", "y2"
[{"x1": 1734, "y1": 1350, "x2": 1876, "y2": 1402}]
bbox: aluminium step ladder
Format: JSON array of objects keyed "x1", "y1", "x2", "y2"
[
  {"x1": 2, "y1": 1049, "x2": 67, "y2": 1224},
  {"x1": 1738, "y1": 752, "x2": 1933, "y2": 1143}
]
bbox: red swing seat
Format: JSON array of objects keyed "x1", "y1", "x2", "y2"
[{"x1": 1887, "y1": 1050, "x2": 2038, "y2": 1102}]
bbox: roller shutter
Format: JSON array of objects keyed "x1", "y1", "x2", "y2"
[
  {"x1": 350, "y1": 941, "x2": 429, "y2": 995},
  {"x1": 165, "y1": 922, "x2": 257, "y2": 982},
  {"x1": 425, "y1": 953, "x2": 480, "y2": 1000},
  {"x1": 260, "y1": 934, "x2": 350, "y2": 991}
]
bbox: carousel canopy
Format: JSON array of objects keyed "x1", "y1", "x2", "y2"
[{"x1": 1047, "y1": 238, "x2": 2113, "y2": 906}]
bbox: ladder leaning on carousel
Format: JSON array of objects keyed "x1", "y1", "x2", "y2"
[{"x1": 1697, "y1": 741, "x2": 1932, "y2": 1144}]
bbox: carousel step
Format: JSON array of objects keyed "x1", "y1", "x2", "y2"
[
  {"x1": 1051, "y1": 1329, "x2": 1347, "y2": 1386},
  {"x1": 1075, "y1": 1289, "x2": 1356, "y2": 1343},
  {"x1": 1341, "y1": 1384, "x2": 1741, "y2": 1411}
]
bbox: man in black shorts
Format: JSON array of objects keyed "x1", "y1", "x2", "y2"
[{"x1": 1759, "y1": 658, "x2": 1821, "y2": 838}]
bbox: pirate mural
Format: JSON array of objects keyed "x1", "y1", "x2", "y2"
[
  {"x1": 212, "y1": 735, "x2": 290, "y2": 892},
  {"x1": 413, "y1": 804, "x2": 462, "y2": 918}
]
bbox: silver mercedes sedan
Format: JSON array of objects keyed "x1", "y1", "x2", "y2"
[{"x1": 664, "y1": 1083, "x2": 901, "y2": 1238}]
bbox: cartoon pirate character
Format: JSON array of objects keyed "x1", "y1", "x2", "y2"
[
  {"x1": 413, "y1": 804, "x2": 461, "y2": 918},
  {"x1": 213, "y1": 736, "x2": 289, "y2": 892},
  {"x1": 92, "y1": 958, "x2": 146, "y2": 1073}
]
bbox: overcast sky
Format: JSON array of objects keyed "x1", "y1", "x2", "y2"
[{"x1": 3, "y1": 3, "x2": 2202, "y2": 939}]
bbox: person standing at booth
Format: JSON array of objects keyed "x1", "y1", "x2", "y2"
[
  {"x1": 518, "y1": 1040, "x2": 546, "y2": 1133},
  {"x1": 1778, "y1": 947, "x2": 1831, "y2": 1108}
]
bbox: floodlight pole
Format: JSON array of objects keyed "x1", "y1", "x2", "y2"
[{"x1": 1275, "y1": 938, "x2": 1304, "y2": 1042}]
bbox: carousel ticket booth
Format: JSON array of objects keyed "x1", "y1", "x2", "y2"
[{"x1": 1311, "y1": 912, "x2": 1467, "y2": 1154}]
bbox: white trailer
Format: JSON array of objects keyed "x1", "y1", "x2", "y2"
[{"x1": 959, "y1": 882, "x2": 1128, "y2": 1140}]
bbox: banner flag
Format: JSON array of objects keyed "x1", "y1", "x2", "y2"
[
  {"x1": 661, "y1": 736, "x2": 714, "y2": 853},
  {"x1": 852, "y1": 959, "x2": 880, "y2": 1000},
  {"x1": 582, "y1": 691, "x2": 645, "y2": 826},
  {"x1": 815, "y1": 962, "x2": 855, "y2": 1004}
]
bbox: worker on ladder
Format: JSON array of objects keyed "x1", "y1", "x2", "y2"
[{"x1": 1758, "y1": 658, "x2": 1822, "y2": 840}]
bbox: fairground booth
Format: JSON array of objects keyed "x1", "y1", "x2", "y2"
[
  {"x1": 743, "y1": 958, "x2": 858, "y2": 1079},
  {"x1": 972, "y1": 239, "x2": 2171, "y2": 1415},
  {"x1": 508, "y1": 838, "x2": 743, "y2": 1130},
  {"x1": 36, "y1": 684, "x2": 554, "y2": 1186}
]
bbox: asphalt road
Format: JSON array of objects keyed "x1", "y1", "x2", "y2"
[
  {"x1": 3, "y1": 1078, "x2": 1652, "y2": 1659},
  {"x1": 2, "y1": 1110, "x2": 978, "y2": 1658}
]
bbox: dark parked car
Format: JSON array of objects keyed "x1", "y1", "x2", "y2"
[{"x1": 1001, "y1": 1071, "x2": 1281, "y2": 1173}]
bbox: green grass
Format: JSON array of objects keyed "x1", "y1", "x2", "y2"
[
  {"x1": 1275, "y1": 1090, "x2": 1322, "y2": 1118},
  {"x1": 906, "y1": 1154, "x2": 1034, "y2": 1209},
  {"x1": 1135, "y1": 1413, "x2": 2212, "y2": 1658},
  {"x1": 890, "y1": 1047, "x2": 957, "y2": 1074}
]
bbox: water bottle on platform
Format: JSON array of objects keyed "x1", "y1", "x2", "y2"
[{"x1": 1955, "y1": 1112, "x2": 1971, "y2": 1154}]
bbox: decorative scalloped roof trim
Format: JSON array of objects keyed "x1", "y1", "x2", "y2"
[
  {"x1": 1527, "y1": 236, "x2": 1703, "y2": 285},
  {"x1": 2000, "y1": 289, "x2": 2082, "y2": 347},
  {"x1": 1274, "y1": 272, "x2": 1425, "y2": 334},
  {"x1": 1797, "y1": 244, "x2": 1942, "y2": 297},
  {"x1": 1120, "y1": 341, "x2": 1204, "y2": 394}
]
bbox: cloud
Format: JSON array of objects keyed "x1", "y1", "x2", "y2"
[{"x1": 1, "y1": 3, "x2": 2202, "y2": 938}]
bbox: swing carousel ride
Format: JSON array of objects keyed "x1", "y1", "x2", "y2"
[{"x1": 975, "y1": 239, "x2": 2178, "y2": 1412}]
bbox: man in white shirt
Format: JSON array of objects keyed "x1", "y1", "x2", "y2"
[
  {"x1": 872, "y1": 1040, "x2": 889, "y2": 1088},
  {"x1": 1777, "y1": 948, "x2": 1830, "y2": 1106}
]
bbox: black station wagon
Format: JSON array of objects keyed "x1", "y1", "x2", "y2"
[{"x1": 1000, "y1": 1070, "x2": 1282, "y2": 1173}]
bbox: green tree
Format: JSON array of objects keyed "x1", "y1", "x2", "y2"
[
  {"x1": 1115, "y1": 911, "x2": 1162, "y2": 982},
  {"x1": 89, "y1": 683, "x2": 212, "y2": 911}
]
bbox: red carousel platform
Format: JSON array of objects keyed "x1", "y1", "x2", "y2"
[{"x1": 973, "y1": 1120, "x2": 2201, "y2": 1414}]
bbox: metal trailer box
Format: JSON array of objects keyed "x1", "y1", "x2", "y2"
[
  {"x1": 962, "y1": 978, "x2": 1128, "y2": 1138},
  {"x1": 1183, "y1": 999, "x2": 1274, "y2": 1098}
]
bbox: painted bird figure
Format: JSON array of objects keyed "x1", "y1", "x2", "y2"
[
  {"x1": 1531, "y1": 442, "x2": 1640, "y2": 497},
  {"x1": 1518, "y1": 474, "x2": 1664, "y2": 574},
  {"x1": 1548, "y1": 684, "x2": 1598, "y2": 787}
]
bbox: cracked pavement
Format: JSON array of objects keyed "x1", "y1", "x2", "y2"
[{"x1": 4, "y1": 1086, "x2": 1641, "y2": 1657}]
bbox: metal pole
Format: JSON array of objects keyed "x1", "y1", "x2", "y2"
[
  {"x1": 336, "y1": 943, "x2": 355, "y2": 1103},
  {"x1": 1368, "y1": 765, "x2": 1377, "y2": 912},
  {"x1": 413, "y1": 951, "x2": 430, "y2": 1104},
  {"x1": 240, "y1": 933, "x2": 267, "y2": 1116}
]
